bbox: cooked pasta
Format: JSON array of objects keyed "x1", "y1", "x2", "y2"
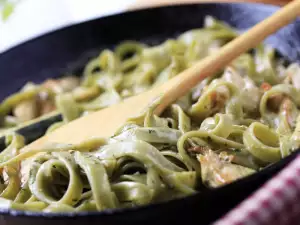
[{"x1": 0, "y1": 16, "x2": 299, "y2": 212}]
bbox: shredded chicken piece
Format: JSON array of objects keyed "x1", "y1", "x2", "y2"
[
  {"x1": 42, "y1": 76, "x2": 80, "y2": 94},
  {"x1": 210, "y1": 92, "x2": 218, "y2": 108},
  {"x1": 38, "y1": 98, "x2": 56, "y2": 116},
  {"x1": 280, "y1": 97, "x2": 298, "y2": 128},
  {"x1": 13, "y1": 98, "x2": 39, "y2": 122},
  {"x1": 223, "y1": 67, "x2": 261, "y2": 112},
  {"x1": 12, "y1": 76, "x2": 81, "y2": 122},
  {"x1": 209, "y1": 91, "x2": 227, "y2": 115},
  {"x1": 42, "y1": 79, "x2": 62, "y2": 93},
  {"x1": 197, "y1": 149, "x2": 254, "y2": 188},
  {"x1": 59, "y1": 76, "x2": 80, "y2": 92}
]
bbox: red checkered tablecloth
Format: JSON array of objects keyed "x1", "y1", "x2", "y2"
[{"x1": 214, "y1": 155, "x2": 300, "y2": 225}]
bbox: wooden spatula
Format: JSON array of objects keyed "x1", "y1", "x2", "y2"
[{"x1": 21, "y1": 0, "x2": 300, "y2": 152}]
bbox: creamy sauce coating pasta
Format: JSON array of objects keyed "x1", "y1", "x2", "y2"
[{"x1": 0, "y1": 16, "x2": 299, "y2": 212}]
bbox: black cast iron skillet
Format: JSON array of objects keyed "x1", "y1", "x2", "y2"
[{"x1": 0, "y1": 2, "x2": 300, "y2": 225}]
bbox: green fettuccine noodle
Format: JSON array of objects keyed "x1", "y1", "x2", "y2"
[{"x1": 0, "y1": 16, "x2": 299, "y2": 212}]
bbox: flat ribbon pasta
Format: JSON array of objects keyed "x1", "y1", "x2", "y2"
[{"x1": 0, "y1": 16, "x2": 298, "y2": 213}]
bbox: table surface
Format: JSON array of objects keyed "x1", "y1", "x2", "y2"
[{"x1": 0, "y1": 0, "x2": 289, "y2": 53}]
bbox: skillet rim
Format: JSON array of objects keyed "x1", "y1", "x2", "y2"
[{"x1": 0, "y1": 1, "x2": 297, "y2": 218}]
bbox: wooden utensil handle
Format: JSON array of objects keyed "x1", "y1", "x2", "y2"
[{"x1": 154, "y1": 0, "x2": 300, "y2": 115}]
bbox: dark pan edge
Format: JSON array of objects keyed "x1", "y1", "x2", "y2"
[{"x1": 0, "y1": 2, "x2": 298, "y2": 222}]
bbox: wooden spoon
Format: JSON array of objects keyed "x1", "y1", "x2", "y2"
[{"x1": 21, "y1": 0, "x2": 300, "y2": 152}]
